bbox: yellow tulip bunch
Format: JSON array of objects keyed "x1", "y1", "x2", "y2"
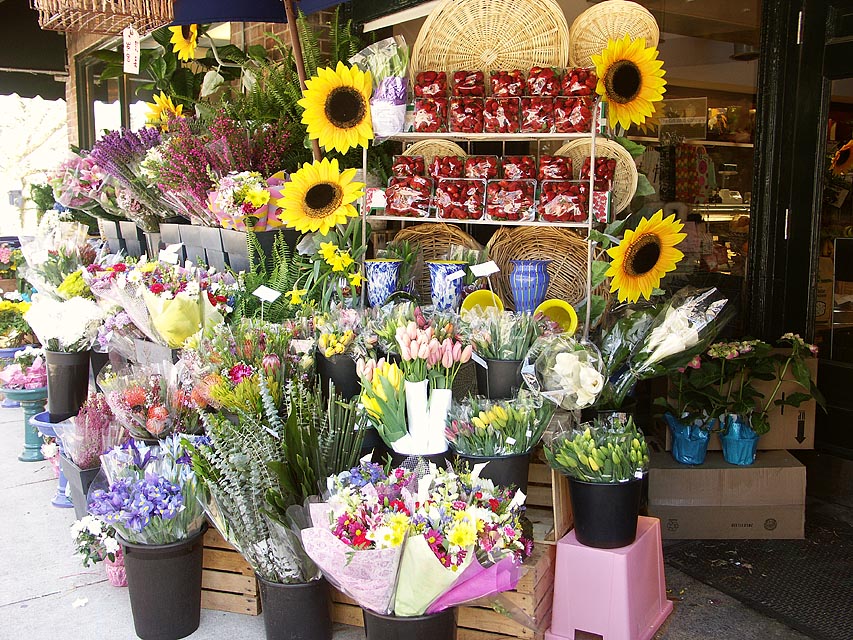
[
  {"x1": 318, "y1": 329, "x2": 354, "y2": 358},
  {"x1": 359, "y1": 357, "x2": 408, "y2": 446}
]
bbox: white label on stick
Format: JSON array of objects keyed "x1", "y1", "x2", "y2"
[
  {"x1": 470, "y1": 261, "x2": 500, "y2": 278},
  {"x1": 471, "y1": 352, "x2": 488, "y2": 368},
  {"x1": 446, "y1": 270, "x2": 465, "y2": 282},
  {"x1": 123, "y1": 26, "x2": 140, "y2": 74},
  {"x1": 159, "y1": 251, "x2": 179, "y2": 265},
  {"x1": 252, "y1": 285, "x2": 281, "y2": 303}
]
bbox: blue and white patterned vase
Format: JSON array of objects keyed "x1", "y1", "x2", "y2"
[
  {"x1": 427, "y1": 261, "x2": 467, "y2": 311},
  {"x1": 365, "y1": 259, "x2": 402, "y2": 307},
  {"x1": 509, "y1": 259, "x2": 552, "y2": 313}
]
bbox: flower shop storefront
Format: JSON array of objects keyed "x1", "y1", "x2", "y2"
[{"x1": 2, "y1": 0, "x2": 850, "y2": 639}]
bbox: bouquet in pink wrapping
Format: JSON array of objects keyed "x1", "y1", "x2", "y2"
[
  {"x1": 303, "y1": 461, "x2": 531, "y2": 617},
  {"x1": 208, "y1": 171, "x2": 286, "y2": 232}
]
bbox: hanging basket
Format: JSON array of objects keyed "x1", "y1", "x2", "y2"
[
  {"x1": 486, "y1": 227, "x2": 610, "y2": 310},
  {"x1": 403, "y1": 139, "x2": 468, "y2": 166},
  {"x1": 31, "y1": 0, "x2": 174, "y2": 35},
  {"x1": 554, "y1": 138, "x2": 639, "y2": 215},
  {"x1": 568, "y1": 0, "x2": 660, "y2": 68},
  {"x1": 411, "y1": 0, "x2": 569, "y2": 75},
  {"x1": 391, "y1": 223, "x2": 481, "y2": 305}
]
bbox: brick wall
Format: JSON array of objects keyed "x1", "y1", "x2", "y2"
[{"x1": 65, "y1": 31, "x2": 109, "y2": 147}]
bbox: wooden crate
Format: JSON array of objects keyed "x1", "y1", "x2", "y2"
[
  {"x1": 331, "y1": 543, "x2": 557, "y2": 640},
  {"x1": 201, "y1": 528, "x2": 261, "y2": 615},
  {"x1": 526, "y1": 448, "x2": 573, "y2": 545}
]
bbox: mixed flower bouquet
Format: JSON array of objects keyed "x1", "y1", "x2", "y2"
[
  {"x1": 0, "y1": 242, "x2": 23, "y2": 280},
  {"x1": 0, "y1": 346, "x2": 46, "y2": 389},
  {"x1": 24, "y1": 295, "x2": 105, "y2": 352},
  {"x1": 209, "y1": 171, "x2": 286, "y2": 231},
  {"x1": 544, "y1": 415, "x2": 649, "y2": 483},
  {"x1": 88, "y1": 437, "x2": 206, "y2": 545},
  {"x1": 19, "y1": 217, "x2": 97, "y2": 299},
  {"x1": 53, "y1": 394, "x2": 125, "y2": 469},
  {"x1": 302, "y1": 462, "x2": 528, "y2": 617},
  {"x1": 71, "y1": 515, "x2": 121, "y2": 567},
  {"x1": 47, "y1": 154, "x2": 124, "y2": 223},
  {"x1": 0, "y1": 299, "x2": 34, "y2": 348},
  {"x1": 446, "y1": 391, "x2": 555, "y2": 457},
  {"x1": 96, "y1": 309, "x2": 148, "y2": 361}
]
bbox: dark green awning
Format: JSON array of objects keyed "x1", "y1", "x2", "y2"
[{"x1": 0, "y1": 0, "x2": 67, "y2": 99}]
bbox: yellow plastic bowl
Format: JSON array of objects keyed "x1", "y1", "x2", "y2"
[
  {"x1": 460, "y1": 289, "x2": 504, "y2": 316},
  {"x1": 534, "y1": 299, "x2": 578, "y2": 334}
]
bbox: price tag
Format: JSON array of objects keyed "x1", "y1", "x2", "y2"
[
  {"x1": 291, "y1": 339, "x2": 313, "y2": 354},
  {"x1": 365, "y1": 187, "x2": 386, "y2": 210},
  {"x1": 526, "y1": 430, "x2": 533, "y2": 438},
  {"x1": 159, "y1": 250, "x2": 179, "y2": 265},
  {"x1": 252, "y1": 285, "x2": 281, "y2": 303},
  {"x1": 470, "y1": 260, "x2": 500, "y2": 278},
  {"x1": 123, "y1": 25, "x2": 140, "y2": 74},
  {"x1": 506, "y1": 437, "x2": 517, "y2": 446},
  {"x1": 446, "y1": 270, "x2": 466, "y2": 282},
  {"x1": 470, "y1": 351, "x2": 488, "y2": 369}
]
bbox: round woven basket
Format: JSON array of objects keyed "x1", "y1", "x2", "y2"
[
  {"x1": 487, "y1": 227, "x2": 610, "y2": 311},
  {"x1": 411, "y1": 0, "x2": 569, "y2": 75},
  {"x1": 555, "y1": 138, "x2": 638, "y2": 215},
  {"x1": 392, "y1": 223, "x2": 482, "y2": 304},
  {"x1": 568, "y1": 0, "x2": 660, "y2": 68},
  {"x1": 403, "y1": 139, "x2": 468, "y2": 165}
]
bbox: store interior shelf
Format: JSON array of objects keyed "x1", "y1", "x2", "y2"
[
  {"x1": 390, "y1": 131, "x2": 592, "y2": 142},
  {"x1": 366, "y1": 215, "x2": 589, "y2": 229},
  {"x1": 628, "y1": 136, "x2": 754, "y2": 148}
]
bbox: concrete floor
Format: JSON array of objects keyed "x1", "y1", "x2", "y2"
[{"x1": 0, "y1": 408, "x2": 809, "y2": 640}]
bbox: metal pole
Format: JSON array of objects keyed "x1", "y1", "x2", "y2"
[{"x1": 283, "y1": 0, "x2": 322, "y2": 161}]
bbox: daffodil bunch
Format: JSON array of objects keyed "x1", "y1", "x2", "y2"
[
  {"x1": 446, "y1": 392, "x2": 555, "y2": 456},
  {"x1": 297, "y1": 218, "x2": 366, "y2": 311},
  {"x1": 358, "y1": 357, "x2": 408, "y2": 446},
  {"x1": 0, "y1": 299, "x2": 34, "y2": 348},
  {"x1": 318, "y1": 330, "x2": 354, "y2": 358}
]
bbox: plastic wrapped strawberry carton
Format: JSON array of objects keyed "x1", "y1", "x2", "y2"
[
  {"x1": 392, "y1": 155, "x2": 425, "y2": 177},
  {"x1": 435, "y1": 178, "x2": 486, "y2": 221},
  {"x1": 486, "y1": 179, "x2": 536, "y2": 221},
  {"x1": 413, "y1": 97, "x2": 448, "y2": 133},
  {"x1": 490, "y1": 69, "x2": 525, "y2": 97},
  {"x1": 483, "y1": 97, "x2": 520, "y2": 133},
  {"x1": 520, "y1": 96, "x2": 554, "y2": 133},
  {"x1": 581, "y1": 156, "x2": 617, "y2": 189},
  {"x1": 502, "y1": 155, "x2": 536, "y2": 180},
  {"x1": 554, "y1": 97, "x2": 594, "y2": 134},
  {"x1": 464, "y1": 155, "x2": 499, "y2": 180},
  {"x1": 414, "y1": 71, "x2": 447, "y2": 98},
  {"x1": 538, "y1": 155, "x2": 572, "y2": 181},
  {"x1": 384, "y1": 176, "x2": 433, "y2": 218},
  {"x1": 452, "y1": 70, "x2": 486, "y2": 97},
  {"x1": 428, "y1": 156, "x2": 464, "y2": 181},
  {"x1": 449, "y1": 97, "x2": 484, "y2": 133},
  {"x1": 526, "y1": 67, "x2": 561, "y2": 97},
  {"x1": 561, "y1": 68, "x2": 598, "y2": 96}
]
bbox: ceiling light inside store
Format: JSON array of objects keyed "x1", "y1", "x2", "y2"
[{"x1": 730, "y1": 43, "x2": 759, "y2": 61}]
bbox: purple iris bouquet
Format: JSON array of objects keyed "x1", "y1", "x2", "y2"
[
  {"x1": 88, "y1": 436, "x2": 205, "y2": 545},
  {"x1": 88, "y1": 128, "x2": 167, "y2": 231}
]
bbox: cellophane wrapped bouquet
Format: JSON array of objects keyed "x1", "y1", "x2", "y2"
[
  {"x1": 88, "y1": 437, "x2": 206, "y2": 545},
  {"x1": 19, "y1": 217, "x2": 98, "y2": 299},
  {"x1": 24, "y1": 294, "x2": 106, "y2": 353},
  {"x1": 0, "y1": 346, "x2": 47, "y2": 390},
  {"x1": 350, "y1": 36, "x2": 409, "y2": 138},
  {"x1": 466, "y1": 308, "x2": 552, "y2": 361},
  {"x1": 208, "y1": 170, "x2": 286, "y2": 231},
  {"x1": 54, "y1": 393, "x2": 126, "y2": 469},
  {"x1": 521, "y1": 336, "x2": 606, "y2": 410},
  {"x1": 446, "y1": 391, "x2": 555, "y2": 457},
  {"x1": 302, "y1": 462, "x2": 529, "y2": 617}
]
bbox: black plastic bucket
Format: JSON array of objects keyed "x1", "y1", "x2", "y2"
[
  {"x1": 371, "y1": 441, "x2": 455, "y2": 470},
  {"x1": 44, "y1": 350, "x2": 90, "y2": 422},
  {"x1": 59, "y1": 454, "x2": 100, "y2": 519},
  {"x1": 257, "y1": 576, "x2": 333, "y2": 640},
  {"x1": 475, "y1": 359, "x2": 523, "y2": 399},
  {"x1": 568, "y1": 477, "x2": 643, "y2": 549},
  {"x1": 363, "y1": 608, "x2": 457, "y2": 640},
  {"x1": 316, "y1": 351, "x2": 361, "y2": 401},
  {"x1": 121, "y1": 526, "x2": 206, "y2": 640},
  {"x1": 457, "y1": 452, "x2": 530, "y2": 494}
]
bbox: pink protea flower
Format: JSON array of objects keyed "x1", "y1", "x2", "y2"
[
  {"x1": 261, "y1": 353, "x2": 281, "y2": 373},
  {"x1": 228, "y1": 363, "x2": 255, "y2": 385}
]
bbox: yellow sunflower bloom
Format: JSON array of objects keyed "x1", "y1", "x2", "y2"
[
  {"x1": 605, "y1": 210, "x2": 686, "y2": 303},
  {"x1": 276, "y1": 157, "x2": 364, "y2": 236},
  {"x1": 832, "y1": 140, "x2": 853, "y2": 175},
  {"x1": 591, "y1": 35, "x2": 667, "y2": 131},
  {"x1": 298, "y1": 61, "x2": 374, "y2": 154},
  {"x1": 169, "y1": 25, "x2": 198, "y2": 62},
  {"x1": 145, "y1": 92, "x2": 183, "y2": 130}
]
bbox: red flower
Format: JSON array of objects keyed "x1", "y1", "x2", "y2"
[
  {"x1": 488, "y1": 498, "x2": 500, "y2": 512},
  {"x1": 149, "y1": 282, "x2": 165, "y2": 295},
  {"x1": 112, "y1": 263, "x2": 127, "y2": 272},
  {"x1": 147, "y1": 405, "x2": 169, "y2": 421},
  {"x1": 123, "y1": 386, "x2": 146, "y2": 407}
]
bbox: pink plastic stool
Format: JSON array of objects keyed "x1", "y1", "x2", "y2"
[{"x1": 545, "y1": 516, "x2": 673, "y2": 640}]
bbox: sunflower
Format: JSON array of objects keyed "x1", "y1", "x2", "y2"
[
  {"x1": 605, "y1": 210, "x2": 686, "y2": 303},
  {"x1": 591, "y1": 35, "x2": 667, "y2": 131},
  {"x1": 276, "y1": 157, "x2": 364, "y2": 236},
  {"x1": 169, "y1": 25, "x2": 198, "y2": 62},
  {"x1": 831, "y1": 140, "x2": 853, "y2": 175},
  {"x1": 298, "y1": 61, "x2": 373, "y2": 154},
  {"x1": 145, "y1": 92, "x2": 183, "y2": 130}
]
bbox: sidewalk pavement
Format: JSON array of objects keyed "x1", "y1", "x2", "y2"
[{"x1": 0, "y1": 408, "x2": 806, "y2": 640}]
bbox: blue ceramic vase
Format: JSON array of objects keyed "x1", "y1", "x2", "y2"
[
  {"x1": 365, "y1": 259, "x2": 402, "y2": 307},
  {"x1": 720, "y1": 414, "x2": 759, "y2": 465},
  {"x1": 663, "y1": 412, "x2": 712, "y2": 465},
  {"x1": 30, "y1": 410, "x2": 74, "y2": 508},
  {"x1": 427, "y1": 261, "x2": 467, "y2": 311},
  {"x1": 509, "y1": 259, "x2": 551, "y2": 313}
]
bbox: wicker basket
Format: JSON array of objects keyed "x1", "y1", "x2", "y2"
[
  {"x1": 403, "y1": 139, "x2": 468, "y2": 166},
  {"x1": 391, "y1": 223, "x2": 482, "y2": 304},
  {"x1": 486, "y1": 227, "x2": 609, "y2": 310},
  {"x1": 31, "y1": 0, "x2": 173, "y2": 34},
  {"x1": 555, "y1": 138, "x2": 638, "y2": 215},
  {"x1": 411, "y1": 0, "x2": 569, "y2": 75},
  {"x1": 568, "y1": 0, "x2": 660, "y2": 67}
]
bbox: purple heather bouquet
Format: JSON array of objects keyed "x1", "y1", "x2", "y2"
[
  {"x1": 54, "y1": 394, "x2": 126, "y2": 470},
  {"x1": 88, "y1": 436, "x2": 206, "y2": 545},
  {"x1": 88, "y1": 128, "x2": 168, "y2": 231}
]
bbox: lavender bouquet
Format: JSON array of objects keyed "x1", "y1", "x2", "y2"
[
  {"x1": 88, "y1": 128, "x2": 167, "y2": 231},
  {"x1": 88, "y1": 437, "x2": 206, "y2": 545}
]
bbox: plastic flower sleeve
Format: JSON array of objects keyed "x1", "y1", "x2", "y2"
[
  {"x1": 394, "y1": 535, "x2": 474, "y2": 616},
  {"x1": 610, "y1": 287, "x2": 736, "y2": 407},
  {"x1": 350, "y1": 36, "x2": 409, "y2": 139},
  {"x1": 521, "y1": 335, "x2": 605, "y2": 410}
]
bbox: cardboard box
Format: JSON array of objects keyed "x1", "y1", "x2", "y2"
[
  {"x1": 816, "y1": 257, "x2": 833, "y2": 326},
  {"x1": 666, "y1": 353, "x2": 818, "y2": 450},
  {"x1": 648, "y1": 450, "x2": 805, "y2": 540}
]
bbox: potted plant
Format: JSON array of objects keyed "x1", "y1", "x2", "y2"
[
  {"x1": 71, "y1": 515, "x2": 126, "y2": 587},
  {"x1": 447, "y1": 391, "x2": 554, "y2": 493},
  {"x1": 704, "y1": 334, "x2": 824, "y2": 465},
  {"x1": 0, "y1": 297, "x2": 35, "y2": 358},
  {"x1": 0, "y1": 242, "x2": 23, "y2": 294},
  {"x1": 23, "y1": 295, "x2": 105, "y2": 421},
  {"x1": 0, "y1": 346, "x2": 48, "y2": 461},
  {"x1": 88, "y1": 437, "x2": 207, "y2": 640},
  {"x1": 54, "y1": 394, "x2": 126, "y2": 518},
  {"x1": 544, "y1": 415, "x2": 650, "y2": 549},
  {"x1": 301, "y1": 463, "x2": 530, "y2": 640}
]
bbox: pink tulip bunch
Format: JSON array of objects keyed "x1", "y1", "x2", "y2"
[
  {"x1": 396, "y1": 322, "x2": 434, "y2": 381},
  {"x1": 427, "y1": 338, "x2": 473, "y2": 389}
]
